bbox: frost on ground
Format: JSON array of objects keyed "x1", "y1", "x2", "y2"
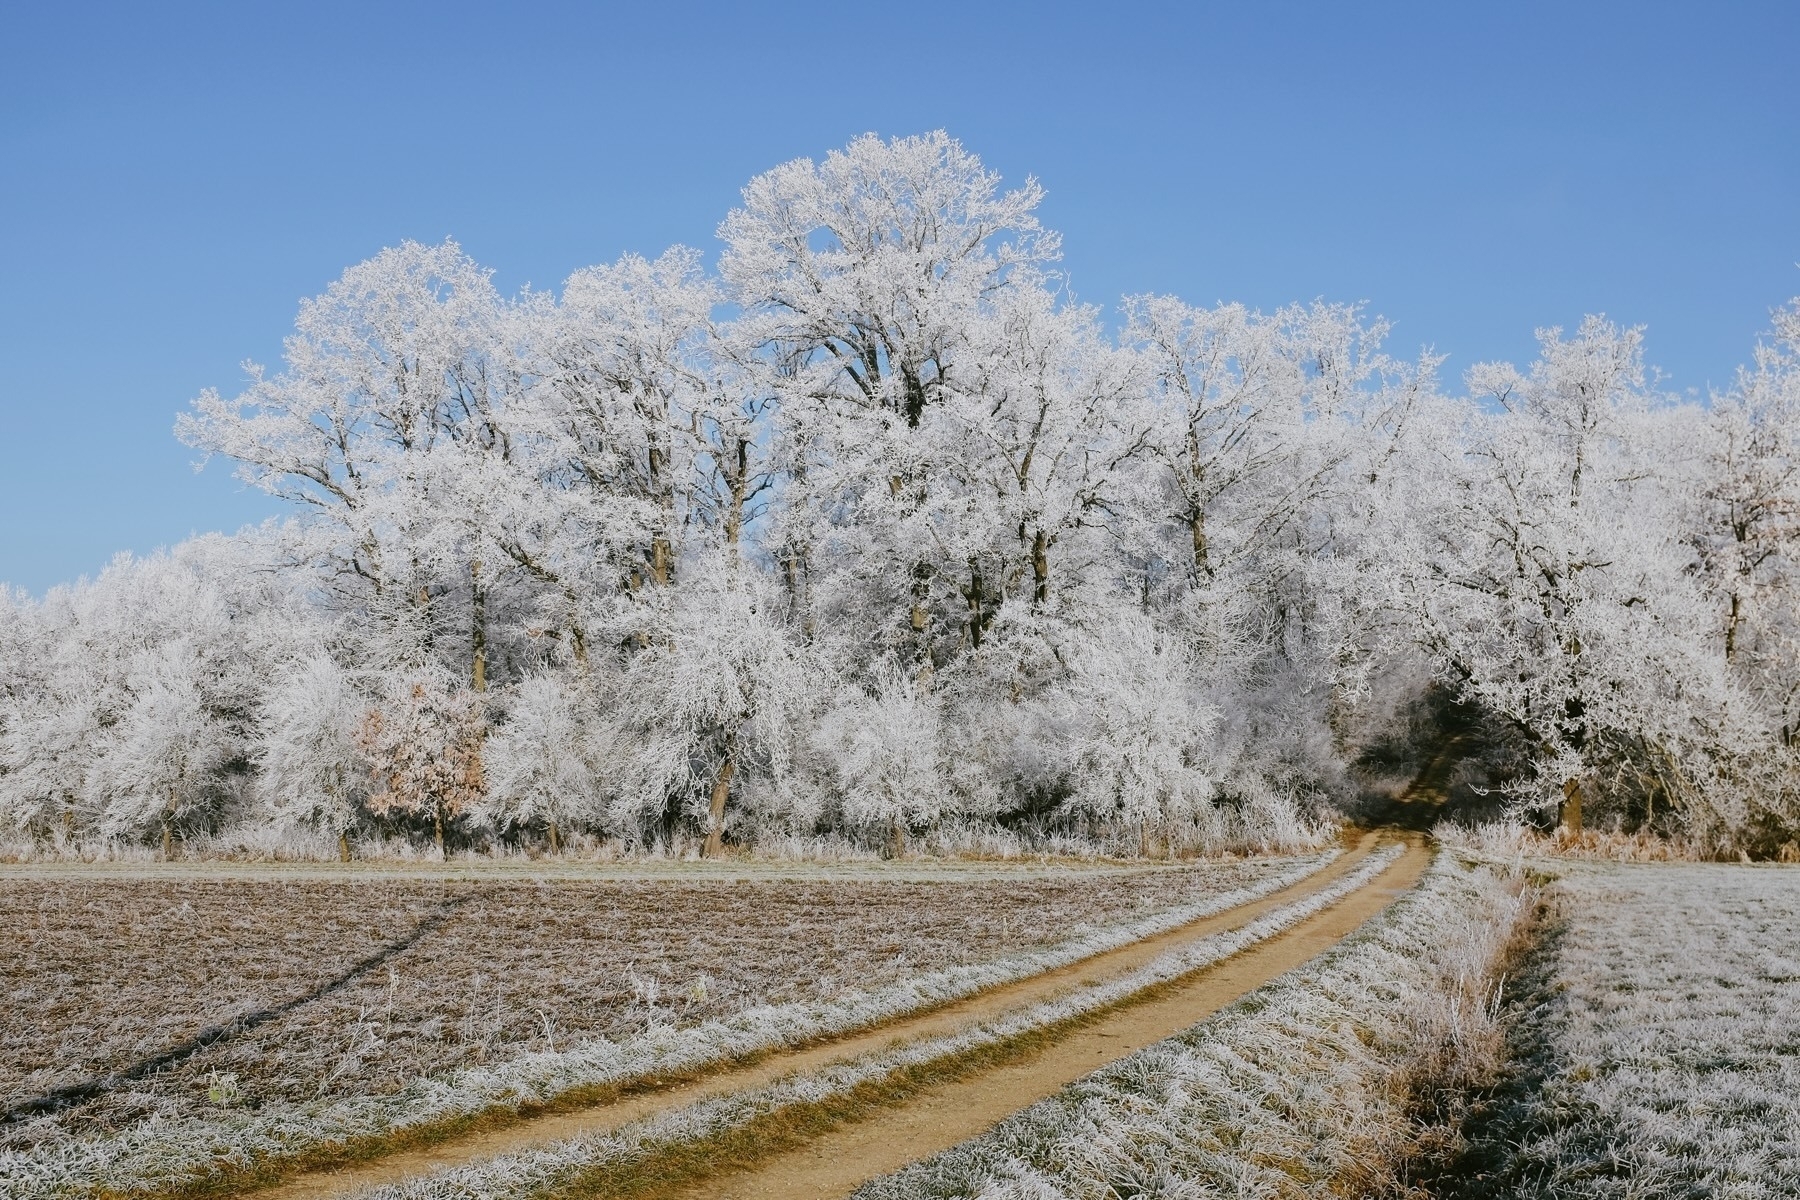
[
  {"x1": 1434, "y1": 818, "x2": 1791, "y2": 864},
  {"x1": 852, "y1": 854, "x2": 1528, "y2": 1199},
  {"x1": 0, "y1": 853, "x2": 1331, "y2": 1198},
  {"x1": 335, "y1": 848, "x2": 1407, "y2": 1200},
  {"x1": 1435, "y1": 862, "x2": 1800, "y2": 1199}
]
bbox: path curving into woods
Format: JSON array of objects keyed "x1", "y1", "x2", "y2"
[{"x1": 654, "y1": 835, "x2": 1431, "y2": 1200}]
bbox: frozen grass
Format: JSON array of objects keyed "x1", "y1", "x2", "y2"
[
  {"x1": 337, "y1": 847, "x2": 1408, "y2": 1200},
  {"x1": 0, "y1": 852, "x2": 1337, "y2": 1199},
  {"x1": 848, "y1": 852, "x2": 1530, "y2": 1199},
  {"x1": 1433, "y1": 817, "x2": 1800, "y2": 864},
  {"x1": 1435, "y1": 861, "x2": 1800, "y2": 1199},
  {"x1": 0, "y1": 810, "x2": 1337, "y2": 866}
]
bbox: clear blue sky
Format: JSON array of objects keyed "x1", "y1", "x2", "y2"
[{"x1": 2, "y1": 1, "x2": 1795, "y2": 592}]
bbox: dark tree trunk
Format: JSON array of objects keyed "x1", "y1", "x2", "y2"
[
  {"x1": 471, "y1": 558, "x2": 488, "y2": 693},
  {"x1": 1031, "y1": 530, "x2": 1049, "y2": 606}
]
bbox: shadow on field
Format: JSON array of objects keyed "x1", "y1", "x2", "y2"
[{"x1": 1, "y1": 892, "x2": 479, "y2": 1127}]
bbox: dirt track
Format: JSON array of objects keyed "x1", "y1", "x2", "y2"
[
  {"x1": 254, "y1": 835, "x2": 1406, "y2": 1200},
  {"x1": 658, "y1": 837, "x2": 1430, "y2": 1200}
]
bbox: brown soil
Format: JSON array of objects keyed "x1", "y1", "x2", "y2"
[{"x1": 252, "y1": 835, "x2": 1399, "y2": 1200}]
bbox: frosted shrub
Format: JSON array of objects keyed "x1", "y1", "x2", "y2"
[
  {"x1": 256, "y1": 652, "x2": 365, "y2": 854},
  {"x1": 480, "y1": 671, "x2": 595, "y2": 850}
]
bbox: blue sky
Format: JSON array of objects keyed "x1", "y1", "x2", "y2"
[{"x1": 2, "y1": 1, "x2": 1796, "y2": 592}]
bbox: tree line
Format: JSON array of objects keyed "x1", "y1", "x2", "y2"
[{"x1": 3, "y1": 132, "x2": 1796, "y2": 857}]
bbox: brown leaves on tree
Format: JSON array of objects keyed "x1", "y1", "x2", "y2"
[{"x1": 356, "y1": 679, "x2": 485, "y2": 849}]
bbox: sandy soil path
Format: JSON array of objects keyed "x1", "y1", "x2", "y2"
[
  {"x1": 657, "y1": 837, "x2": 1431, "y2": 1200},
  {"x1": 255, "y1": 836, "x2": 1389, "y2": 1200}
]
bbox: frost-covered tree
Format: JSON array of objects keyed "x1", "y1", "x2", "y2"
[
  {"x1": 0, "y1": 539, "x2": 295, "y2": 849},
  {"x1": 357, "y1": 672, "x2": 486, "y2": 857},
  {"x1": 1055, "y1": 603, "x2": 1219, "y2": 846},
  {"x1": 88, "y1": 641, "x2": 236, "y2": 854},
  {"x1": 178, "y1": 240, "x2": 527, "y2": 689},
  {"x1": 818, "y1": 660, "x2": 946, "y2": 854},
  {"x1": 480, "y1": 672, "x2": 595, "y2": 852},
  {"x1": 722, "y1": 131, "x2": 1058, "y2": 668},
  {"x1": 1398, "y1": 318, "x2": 1757, "y2": 836},
  {"x1": 0, "y1": 132, "x2": 1784, "y2": 857},
  {"x1": 1698, "y1": 301, "x2": 1800, "y2": 739},
  {"x1": 591, "y1": 558, "x2": 820, "y2": 854},
  {"x1": 257, "y1": 652, "x2": 365, "y2": 859}
]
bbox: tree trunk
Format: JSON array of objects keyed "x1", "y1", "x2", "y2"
[
  {"x1": 1031, "y1": 530, "x2": 1049, "y2": 606},
  {"x1": 433, "y1": 803, "x2": 447, "y2": 858},
  {"x1": 648, "y1": 434, "x2": 675, "y2": 586},
  {"x1": 1561, "y1": 777, "x2": 1584, "y2": 835},
  {"x1": 569, "y1": 602, "x2": 589, "y2": 667},
  {"x1": 471, "y1": 558, "x2": 487, "y2": 693},
  {"x1": 910, "y1": 561, "x2": 931, "y2": 651},
  {"x1": 780, "y1": 548, "x2": 814, "y2": 641},
  {"x1": 547, "y1": 820, "x2": 561, "y2": 854},
  {"x1": 415, "y1": 583, "x2": 434, "y2": 653},
  {"x1": 338, "y1": 831, "x2": 351, "y2": 862},
  {"x1": 1190, "y1": 509, "x2": 1210, "y2": 579},
  {"x1": 889, "y1": 814, "x2": 908, "y2": 859},
  {"x1": 702, "y1": 731, "x2": 739, "y2": 858},
  {"x1": 650, "y1": 536, "x2": 672, "y2": 587},
  {"x1": 723, "y1": 436, "x2": 749, "y2": 557},
  {"x1": 161, "y1": 819, "x2": 173, "y2": 860},
  {"x1": 965, "y1": 560, "x2": 990, "y2": 649}
]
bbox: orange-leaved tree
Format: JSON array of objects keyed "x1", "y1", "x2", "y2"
[{"x1": 357, "y1": 676, "x2": 485, "y2": 856}]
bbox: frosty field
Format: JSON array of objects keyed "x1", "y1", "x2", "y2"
[
  {"x1": 1437, "y1": 859, "x2": 1800, "y2": 1199},
  {"x1": 0, "y1": 852, "x2": 1326, "y2": 1188}
]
